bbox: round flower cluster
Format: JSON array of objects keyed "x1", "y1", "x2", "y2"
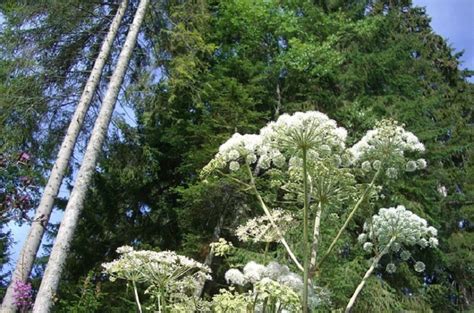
[
  {"x1": 225, "y1": 261, "x2": 303, "y2": 290},
  {"x1": 367, "y1": 205, "x2": 438, "y2": 248},
  {"x1": 202, "y1": 111, "x2": 349, "y2": 176},
  {"x1": 210, "y1": 238, "x2": 234, "y2": 257},
  {"x1": 235, "y1": 209, "x2": 294, "y2": 243},
  {"x1": 201, "y1": 133, "x2": 264, "y2": 175},
  {"x1": 102, "y1": 246, "x2": 212, "y2": 289},
  {"x1": 225, "y1": 261, "x2": 330, "y2": 308},
  {"x1": 386, "y1": 263, "x2": 397, "y2": 274},
  {"x1": 359, "y1": 206, "x2": 437, "y2": 273},
  {"x1": 259, "y1": 111, "x2": 348, "y2": 154},
  {"x1": 349, "y1": 120, "x2": 425, "y2": 172},
  {"x1": 350, "y1": 120, "x2": 425, "y2": 161}
]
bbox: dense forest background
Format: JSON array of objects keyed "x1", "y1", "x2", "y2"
[{"x1": 0, "y1": 0, "x2": 472, "y2": 312}]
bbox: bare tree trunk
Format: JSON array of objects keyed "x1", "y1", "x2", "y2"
[
  {"x1": 31, "y1": 1, "x2": 149, "y2": 312},
  {"x1": 0, "y1": 2, "x2": 128, "y2": 312}
]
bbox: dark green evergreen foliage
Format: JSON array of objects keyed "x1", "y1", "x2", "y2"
[
  {"x1": 1, "y1": 0, "x2": 472, "y2": 311},
  {"x1": 0, "y1": 226, "x2": 11, "y2": 297},
  {"x1": 62, "y1": 0, "x2": 473, "y2": 311}
]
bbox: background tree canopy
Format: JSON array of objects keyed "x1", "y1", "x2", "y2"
[{"x1": 0, "y1": 0, "x2": 472, "y2": 312}]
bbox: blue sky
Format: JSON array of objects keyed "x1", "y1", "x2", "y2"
[
  {"x1": 413, "y1": 0, "x2": 474, "y2": 77},
  {"x1": 3, "y1": 1, "x2": 474, "y2": 273}
]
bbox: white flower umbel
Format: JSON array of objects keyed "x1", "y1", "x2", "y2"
[
  {"x1": 102, "y1": 247, "x2": 212, "y2": 312},
  {"x1": 386, "y1": 263, "x2": 397, "y2": 274},
  {"x1": 349, "y1": 120, "x2": 425, "y2": 178},
  {"x1": 201, "y1": 133, "x2": 264, "y2": 176},
  {"x1": 259, "y1": 111, "x2": 347, "y2": 154},
  {"x1": 346, "y1": 206, "x2": 438, "y2": 312},
  {"x1": 367, "y1": 205, "x2": 438, "y2": 249},
  {"x1": 210, "y1": 238, "x2": 234, "y2": 257},
  {"x1": 350, "y1": 120, "x2": 425, "y2": 162},
  {"x1": 224, "y1": 269, "x2": 247, "y2": 286},
  {"x1": 224, "y1": 261, "x2": 330, "y2": 311},
  {"x1": 243, "y1": 261, "x2": 267, "y2": 283},
  {"x1": 259, "y1": 111, "x2": 347, "y2": 312},
  {"x1": 235, "y1": 209, "x2": 294, "y2": 243},
  {"x1": 414, "y1": 261, "x2": 426, "y2": 272}
]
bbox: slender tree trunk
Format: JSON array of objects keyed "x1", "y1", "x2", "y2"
[
  {"x1": 0, "y1": 2, "x2": 128, "y2": 312},
  {"x1": 32, "y1": 1, "x2": 149, "y2": 312}
]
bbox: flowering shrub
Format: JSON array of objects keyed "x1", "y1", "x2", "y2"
[
  {"x1": 13, "y1": 280, "x2": 33, "y2": 312},
  {"x1": 0, "y1": 152, "x2": 39, "y2": 223}
]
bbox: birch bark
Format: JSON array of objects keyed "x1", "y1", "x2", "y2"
[
  {"x1": 32, "y1": 0, "x2": 149, "y2": 311},
  {"x1": 1, "y1": 2, "x2": 128, "y2": 312}
]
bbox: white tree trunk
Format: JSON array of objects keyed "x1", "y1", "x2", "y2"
[
  {"x1": 0, "y1": 2, "x2": 128, "y2": 312},
  {"x1": 32, "y1": 0, "x2": 149, "y2": 312}
]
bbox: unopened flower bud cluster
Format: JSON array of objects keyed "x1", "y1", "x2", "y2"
[
  {"x1": 349, "y1": 120, "x2": 426, "y2": 177},
  {"x1": 358, "y1": 205, "x2": 438, "y2": 273}
]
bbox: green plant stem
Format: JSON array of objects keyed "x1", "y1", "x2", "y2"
[
  {"x1": 217, "y1": 170, "x2": 252, "y2": 189},
  {"x1": 159, "y1": 288, "x2": 166, "y2": 313},
  {"x1": 245, "y1": 164, "x2": 304, "y2": 272},
  {"x1": 345, "y1": 236, "x2": 396, "y2": 312},
  {"x1": 317, "y1": 168, "x2": 382, "y2": 270},
  {"x1": 132, "y1": 281, "x2": 142, "y2": 313},
  {"x1": 302, "y1": 148, "x2": 310, "y2": 313},
  {"x1": 264, "y1": 242, "x2": 270, "y2": 261},
  {"x1": 309, "y1": 201, "x2": 323, "y2": 277}
]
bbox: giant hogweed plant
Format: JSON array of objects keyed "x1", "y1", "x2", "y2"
[
  {"x1": 201, "y1": 111, "x2": 436, "y2": 312},
  {"x1": 102, "y1": 111, "x2": 437, "y2": 312}
]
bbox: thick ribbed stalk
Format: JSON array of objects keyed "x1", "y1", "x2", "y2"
[
  {"x1": 32, "y1": 1, "x2": 149, "y2": 312},
  {"x1": 245, "y1": 165, "x2": 303, "y2": 272},
  {"x1": 132, "y1": 281, "x2": 143, "y2": 313},
  {"x1": 345, "y1": 236, "x2": 396, "y2": 312},
  {"x1": 302, "y1": 148, "x2": 310, "y2": 313},
  {"x1": 309, "y1": 201, "x2": 322, "y2": 277},
  {"x1": 317, "y1": 168, "x2": 382, "y2": 269},
  {"x1": 0, "y1": 2, "x2": 128, "y2": 312}
]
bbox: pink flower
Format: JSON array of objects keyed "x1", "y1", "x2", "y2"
[{"x1": 13, "y1": 280, "x2": 33, "y2": 311}]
